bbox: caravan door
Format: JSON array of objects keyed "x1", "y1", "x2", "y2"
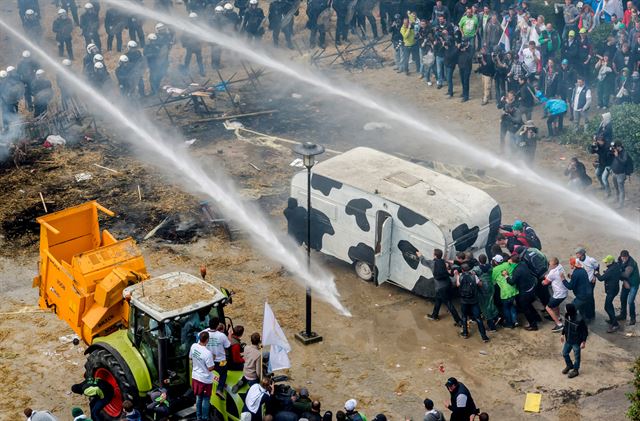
[{"x1": 374, "y1": 211, "x2": 393, "y2": 286}]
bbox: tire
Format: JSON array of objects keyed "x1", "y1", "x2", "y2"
[
  {"x1": 354, "y1": 261, "x2": 373, "y2": 281},
  {"x1": 85, "y1": 348, "x2": 139, "y2": 420}
]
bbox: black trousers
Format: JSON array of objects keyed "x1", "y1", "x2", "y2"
[
  {"x1": 107, "y1": 31, "x2": 123, "y2": 52},
  {"x1": 431, "y1": 286, "x2": 461, "y2": 323},
  {"x1": 517, "y1": 290, "x2": 538, "y2": 327},
  {"x1": 58, "y1": 37, "x2": 74, "y2": 59}
]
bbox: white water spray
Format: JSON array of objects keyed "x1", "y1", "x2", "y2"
[
  {"x1": 0, "y1": 19, "x2": 351, "y2": 316},
  {"x1": 105, "y1": 0, "x2": 640, "y2": 241}
]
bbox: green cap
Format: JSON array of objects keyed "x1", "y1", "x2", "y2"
[
  {"x1": 71, "y1": 407, "x2": 84, "y2": 417},
  {"x1": 603, "y1": 255, "x2": 615, "y2": 264}
]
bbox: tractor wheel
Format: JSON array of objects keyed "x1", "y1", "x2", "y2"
[
  {"x1": 85, "y1": 348, "x2": 139, "y2": 420},
  {"x1": 354, "y1": 261, "x2": 374, "y2": 281}
]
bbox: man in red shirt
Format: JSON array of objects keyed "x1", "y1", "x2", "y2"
[{"x1": 228, "y1": 325, "x2": 245, "y2": 370}]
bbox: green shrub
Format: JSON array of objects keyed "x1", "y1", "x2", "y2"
[
  {"x1": 628, "y1": 356, "x2": 640, "y2": 420},
  {"x1": 556, "y1": 103, "x2": 640, "y2": 166}
]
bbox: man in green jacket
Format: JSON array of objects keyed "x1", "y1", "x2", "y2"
[
  {"x1": 492, "y1": 255, "x2": 519, "y2": 328},
  {"x1": 538, "y1": 23, "x2": 561, "y2": 65},
  {"x1": 478, "y1": 254, "x2": 499, "y2": 331}
]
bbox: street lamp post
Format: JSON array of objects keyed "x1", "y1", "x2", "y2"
[{"x1": 293, "y1": 142, "x2": 324, "y2": 345}]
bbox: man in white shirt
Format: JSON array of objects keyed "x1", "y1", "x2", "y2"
[
  {"x1": 189, "y1": 331, "x2": 215, "y2": 421},
  {"x1": 200, "y1": 322, "x2": 231, "y2": 400},
  {"x1": 543, "y1": 257, "x2": 568, "y2": 331},
  {"x1": 521, "y1": 41, "x2": 541, "y2": 74},
  {"x1": 572, "y1": 77, "x2": 591, "y2": 130},
  {"x1": 576, "y1": 247, "x2": 599, "y2": 322}
]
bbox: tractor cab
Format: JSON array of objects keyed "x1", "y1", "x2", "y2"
[{"x1": 124, "y1": 272, "x2": 232, "y2": 401}]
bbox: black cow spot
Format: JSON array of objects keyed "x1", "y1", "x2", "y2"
[
  {"x1": 348, "y1": 242, "x2": 375, "y2": 264},
  {"x1": 411, "y1": 276, "x2": 436, "y2": 298},
  {"x1": 452, "y1": 223, "x2": 479, "y2": 252},
  {"x1": 485, "y1": 205, "x2": 502, "y2": 256},
  {"x1": 397, "y1": 240, "x2": 419, "y2": 270},
  {"x1": 397, "y1": 206, "x2": 428, "y2": 228},
  {"x1": 311, "y1": 174, "x2": 343, "y2": 196},
  {"x1": 345, "y1": 198, "x2": 373, "y2": 232},
  {"x1": 284, "y1": 198, "x2": 335, "y2": 250}
]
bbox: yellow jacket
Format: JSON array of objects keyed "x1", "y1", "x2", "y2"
[{"x1": 400, "y1": 25, "x2": 415, "y2": 47}]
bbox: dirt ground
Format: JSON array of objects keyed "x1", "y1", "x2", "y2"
[{"x1": 1, "y1": 2, "x2": 640, "y2": 421}]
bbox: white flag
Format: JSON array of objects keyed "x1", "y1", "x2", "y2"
[{"x1": 262, "y1": 302, "x2": 291, "y2": 372}]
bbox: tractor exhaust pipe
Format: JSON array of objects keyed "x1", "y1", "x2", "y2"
[{"x1": 157, "y1": 322, "x2": 168, "y2": 385}]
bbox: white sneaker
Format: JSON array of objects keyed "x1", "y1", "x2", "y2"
[{"x1": 427, "y1": 81, "x2": 433, "y2": 86}]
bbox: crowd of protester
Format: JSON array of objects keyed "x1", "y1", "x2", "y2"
[{"x1": 417, "y1": 218, "x2": 638, "y2": 377}]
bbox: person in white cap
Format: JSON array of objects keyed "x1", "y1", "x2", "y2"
[
  {"x1": 344, "y1": 399, "x2": 366, "y2": 421},
  {"x1": 242, "y1": 0, "x2": 266, "y2": 41},
  {"x1": 125, "y1": 40, "x2": 146, "y2": 96},
  {"x1": 18, "y1": 0, "x2": 40, "y2": 25},
  {"x1": 91, "y1": 61, "x2": 111, "y2": 90},
  {"x1": 31, "y1": 69, "x2": 53, "y2": 117},
  {"x1": 80, "y1": 2, "x2": 102, "y2": 51},
  {"x1": 22, "y1": 9, "x2": 43, "y2": 41},
  {"x1": 181, "y1": 13, "x2": 206, "y2": 77},
  {"x1": 144, "y1": 33, "x2": 165, "y2": 95},
  {"x1": 116, "y1": 55, "x2": 133, "y2": 96},
  {"x1": 53, "y1": 8, "x2": 75, "y2": 60},
  {"x1": 17, "y1": 50, "x2": 39, "y2": 112}
]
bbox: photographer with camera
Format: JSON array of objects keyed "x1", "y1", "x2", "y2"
[
  {"x1": 476, "y1": 45, "x2": 495, "y2": 105},
  {"x1": 390, "y1": 14, "x2": 404, "y2": 71},
  {"x1": 493, "y1": 49, "x2": 511, "y2": 101},
  {"x1": 590, "y1": 113, "x2": 614, "y2": 195},
  {"x1": 610, "y1": 141, "x2": 633, "y2": 208},
  {"x1": 497, "y1": 90, "x2": 522, "y2": 153}
]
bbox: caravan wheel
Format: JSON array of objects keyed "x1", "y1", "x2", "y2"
[{"x1": 354, "y1": 261, "x2": 373, "y2": 281}]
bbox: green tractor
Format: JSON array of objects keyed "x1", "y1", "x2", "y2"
[{"x1": 84, "y1": 272, "x2": 248, "y2": 420}]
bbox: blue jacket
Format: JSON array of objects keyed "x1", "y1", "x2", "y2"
[
  {"x1": 563, "y1": 267, "x2": 591, "y2": 299},
  {"x1": 536, "y1": 92, "x2": 568, "y2": 115}
]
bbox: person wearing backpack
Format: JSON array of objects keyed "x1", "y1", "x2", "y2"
[
  {"x1": 477, "y1": 254, "x2": 499, "y2": 331},
  {"x1": 516, "y1": 246, "x2": 550, "y2": 307},
  {"x1": 503, "y1": 254, "x2": 539, "y2": 331},
  {"x1": 610, "y1": 141, "x2": 633, "y2": 209},
  {"x1": 456, "y1": 263, "x2": 490, "y2": 342}
]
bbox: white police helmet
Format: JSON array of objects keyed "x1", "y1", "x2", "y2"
[
  {"x1": 62, "y1": 59, "x2": 72, "y2": 66},
  {"x1": 93, "y1": 53, "x2": 104, "y2": 62},
  {"x1": 25, "y1": 9, "x2": 35, "y2": 16},
  {"x1": 86, "y1": 43, "x2": 97, "y2": 53},
  {"x1": 22, "y1": 50, "x2": 31, "y2": 58},
  {"x1": 148, "y1": 33, "x2": 158, "y2": 41},
  {"x1": 127, "y1": 40, "x2": 138, "y2": 49},
  {"x1": 94, "y1": 61, "x2": 104, "y2": 69},
  {"x1": 57, "y1": 8, "x2": 67, "y2": 15},
  {"x1": 215, "y1": 5, "x2": 224, "y2": 12},
  {"x1": 249, "y1": 0, "x2": 258, "y2": 5},
  {"x1": 189, "y1": 12, "x2": 198, "y2": 18},
  {"x1": 0, "y1": 71, "x2": 7, "y2": 79},
  {"x1": 224, "y1": 3, "x2": 233, "y2": 10},
  {"x1": 35, "y1": 69, "x2": 45, "y2": 77},
  {"x1": 6, "y1": 66, "x2": 15, "y2": 73},
  {"x1": 119, "y1": 55, "x2": 129, "y2": 63},
  {"x1": 84, "y1": 2, "x2": 94, "y2": 9}
]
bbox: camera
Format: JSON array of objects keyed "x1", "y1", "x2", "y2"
[{"x1": 609, "y1": 142, "x2": 616, "y2": 152}]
